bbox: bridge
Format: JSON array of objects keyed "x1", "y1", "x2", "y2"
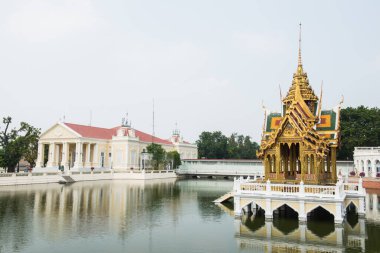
[
  {"x1": 178, "y1": 159, "x2": 264, "y2": 179},
  {"x1": 178, "y1": 159, "x2": 354, "y2": 179}
]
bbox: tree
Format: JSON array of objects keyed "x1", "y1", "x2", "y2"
[
  {"x1": 196, "y1": 131, "x2": 259, "y2": 159},
  {"x1": 227, "y1": 133, "x2": 239, "y2": 159},
  {"x1": 0, "y1": 117, "x2": 41, "y2": 172},
  {"x1": 337, "y1": 106, "x2": 380, "y2": 160},
  {"x1": 23, "y1": 125, "x2": 41, "y2": 168},
  {"x1": 241, "y1": 136, "x2": 259, "y2": 159},
  {"x1": 196, "y1": 131, "x2": 228, "y2": 159},
  {"x1": 146, "y1": 143, "x2": 166, "y2": 170},
  {"x1": 166, "y1": 151, "x2": 181, "y2": 169}
]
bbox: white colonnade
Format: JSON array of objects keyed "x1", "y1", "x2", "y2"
[{"x1": 36, "y1": 141, "x2": 99, "y2": 171}]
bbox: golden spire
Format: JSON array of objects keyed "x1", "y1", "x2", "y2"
[
  {"x1": 298, "y1": 22, "x2": 302, "y2": 66},
  {"x1": 296, "y1": 22, "x2": 304, "y2": 75},
  {"x1": 282, "y1": 23, "x2": 318, "y2": 104}
]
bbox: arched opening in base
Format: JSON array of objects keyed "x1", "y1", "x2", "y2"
[
  {"x1": 243, "y1": 210, "x2": 265, "y2": 233},
  {"x1": 307, "y1": 206, "x2": 335, "y2": 237},
  {"x1": 272, "y1": 204, "x2": 299, "y2": 234},
  {"x1": 346, "y1": 202, "x2": 358, "y2": 228}
]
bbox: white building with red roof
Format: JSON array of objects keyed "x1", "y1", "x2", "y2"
[{"x1": 34, "y1": 120, "x2": 197, "y2": 172}]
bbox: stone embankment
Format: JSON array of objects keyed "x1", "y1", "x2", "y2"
[{"x1": 0, "y1": 170, "x2": 177, "y2": 186}]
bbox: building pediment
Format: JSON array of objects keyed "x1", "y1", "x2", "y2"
[{"x1": 40, "y1": 123, "x2": 81, "y2": 140}]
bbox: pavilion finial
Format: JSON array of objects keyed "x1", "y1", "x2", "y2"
[{"x1": 298, "y1": 22, "x2": 302, "y2": 66}]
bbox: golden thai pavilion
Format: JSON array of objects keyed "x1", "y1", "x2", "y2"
[{"x1": 257, "y1": 28, "x2": 342, "y2": 185}]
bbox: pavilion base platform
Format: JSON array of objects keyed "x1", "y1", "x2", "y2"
[{"x1": 233, "y1": 177, "x2": 366, "y2": 224}]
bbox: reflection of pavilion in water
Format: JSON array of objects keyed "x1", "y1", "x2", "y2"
[{"x1": 233, "y1": 211, "x2": 366, "y2": 253}]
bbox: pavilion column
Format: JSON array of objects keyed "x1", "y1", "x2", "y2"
[
  {"x1": 85, "y1": 143, "x2": 91, "y2": 167},
  {"x1": 289, "y1": 144, "x2": 293, "y2": 176},
  {"x1": 284, "y1": 147, "x2": 289, "y2": 176},
  {"x1": 36, "y1": 142, "x2": 44, "y2": 167},
  {"x1": 314, "y1": 156, "x2": 319, "y2": 184},
  {"x1": 46, "y1": 142, "x2": 56, "y2": 167},
  {"x1": 331, "y1": 147, "x2": 337, "y2": 182},
  {"x1": 265, "y1": 157, "x2": 269, "y2": 178},
  {"x1": 327, "y1": 152, "x2": 331, "y2": 173},
  {"x1": 74, "y1": 142, "x2": 83, "y2": 168},
  {"x1": 300, "y1": 155, "x2": 305, "y2": 181},
  {"x1": 293, "y1": 145, "x2": 297, "y2": 176},
  {"x1": 275, "y1": 146, "x2": 281, "y2": 180},
  {"x1": 62, "y1": 142, "x2": 69, "y2": 170}
]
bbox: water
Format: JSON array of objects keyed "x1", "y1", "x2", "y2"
[{"x1": 0, "y1": 179, "x2": 379, "y2": 253}]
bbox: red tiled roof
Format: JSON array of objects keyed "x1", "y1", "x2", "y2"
[
  {"x1": 64, "y1": 123, "x2": 173, "y2": 145},
  {"x1": 134, "y1": 129, "x2": 172, "y2": 145},
  {"x1": 64, "y1": 123, "x2": 116, "y2": 140}
]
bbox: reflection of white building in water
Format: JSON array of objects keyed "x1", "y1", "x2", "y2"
[
  {"x1": 34, "y1": 120, "x2": 197, "y2": 172},
  {"x1": 354, "y1": 147, "x2": 380, "y2": 177}
]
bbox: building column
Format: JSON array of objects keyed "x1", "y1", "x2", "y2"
[
  {"x1": 92, "y1": 144, "x2": 99, "y2": 167},
  {"x1": 85, "y1": 143, "x2": 91, "y2": 167},
  {"x1": 55, "y1": 144, "x2": 61, "y2": 167},
  {"x1": 371, "y1": 159, "x2": 376, "y2": 178},
  {"x1": 62, "y1": 142, "x2": 69, "y2": 171},
  {"x1": 36, "y1": 142, "x2": 44, "y2": 167},
  {"x1": 358, "y1": 196, "x2": 366, "y2": 217},
  {"x1": 331, "y1": 147, "x2": 337, "y2": 182},
  {"x1": 46, "y1": 142, "x2": 56, "y2": 167},
  {"x1": 74, "y1": 142, "x2": 83, "y2": 168}
]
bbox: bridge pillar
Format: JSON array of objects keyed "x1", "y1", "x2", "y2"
[
  {"x1": 265, "y1": 198, "x2": 273, "y2": 220},
  {"x1": 334, "y1": 203, "x2": 344, "y2": 224},
  {"x1": 234, "y1": 196, "x2": 242, "y2": 217},
  {"x1": 265, "y1": 220, "x2": 272, "y2": 239},
  {"x1": 298, "y1": 200, "x2": 307, "y2": 222},
  {"x1": 299, "y1": 223, "x2": 306, "y2": 242},
  {"x1": 336, "y1": 226, "x2": 343, "y2": 246}
]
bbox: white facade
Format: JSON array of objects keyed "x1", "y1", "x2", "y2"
[
  {"x1": 34, "y1": 122, "x2": 198, "y2": 172},
  {"x1": 354, "y1": 147, "x2": 380, "y2": 178}
]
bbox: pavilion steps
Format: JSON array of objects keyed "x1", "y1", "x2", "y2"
[
  {"x1": 61, "y1": 175, "x2": 75, "y2": 183},
  {"x1": 213, "y1": 191, "x2": 234, "y2": 203}
]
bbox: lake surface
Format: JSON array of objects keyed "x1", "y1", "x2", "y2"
[{"x1": 0, "y1": 179, "x2": 379, "y2": 253}]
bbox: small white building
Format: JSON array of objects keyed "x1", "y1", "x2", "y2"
[
  {"x1": 354, "y1": 147, "x2": 380, "y2": 177},
  {"x1": 34, "y1": 120, "x2": 197, "y2": 172}
]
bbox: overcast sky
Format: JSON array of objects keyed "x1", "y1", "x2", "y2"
[{"x1": 0, "y1": 0, "x2": 379, "y2": 143}]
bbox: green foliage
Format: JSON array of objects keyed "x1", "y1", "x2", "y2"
[
  {"x1": 0, "y1": 117, "x2": 41, "y2": 172},
  {"x1": 146, "y1": 143, "x2": 166, "y2": 170},
  {"x1": 197, "y1": 131, "x2": 259, "y2": 159},
  {"x1": 196, "y1": 131, "x2": 228, "y2": 159},
  {"x1": 166, "y1": 151, "x2": 181, "y2": 169},
  {"x1": 337, "y1": 106, "x2": 380, "y2": 160}
]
